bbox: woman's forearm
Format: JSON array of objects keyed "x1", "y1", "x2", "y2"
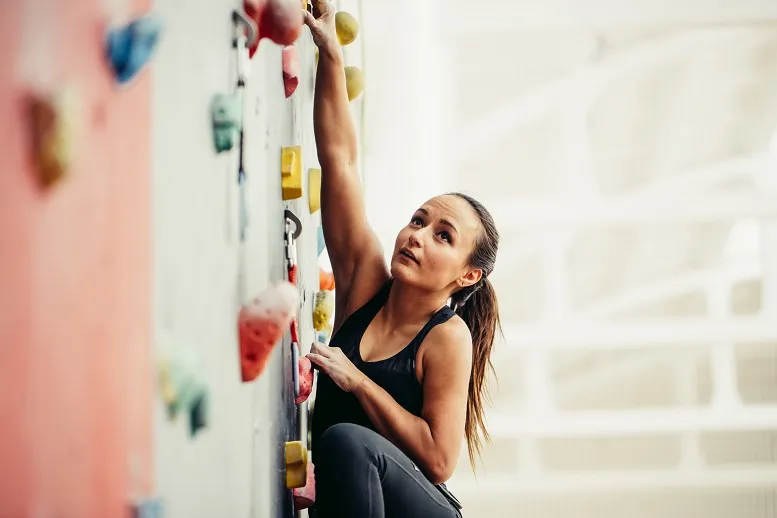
[
  {"x1": 314, "y1": 49, "x2": 359, "y2": 168},
  {"x1": 352, "y1": 378, "x2": 445, "y2": 480}
]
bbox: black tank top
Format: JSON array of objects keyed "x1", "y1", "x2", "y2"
[{"x1": 310, "y1": 279, "x2": 456, "y2": 451}]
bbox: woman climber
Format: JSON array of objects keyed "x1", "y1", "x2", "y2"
[{"x1": 303, "y1": 3, "x2": 500, "y2": 517}]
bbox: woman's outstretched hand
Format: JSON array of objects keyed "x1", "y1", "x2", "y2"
[
  {"x1": 307, "y1": 341, "x2": 367, "y2": 393},
  {"x1": 303, "y1": 1, "x2": 339, "y2": 59}
]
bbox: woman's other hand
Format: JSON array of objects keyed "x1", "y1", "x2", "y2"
[
  {"x1": 307, "y1": 341, "x2": 367, "y2": 393},
  {"x1": 303, "y1": 1, "x2": 339, "y2": 59}
]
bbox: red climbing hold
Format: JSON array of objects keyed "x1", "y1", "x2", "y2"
[
  {"x1": 282, "y1": 45, "x2": 300, "y2": 98},
  {"x1": 295, "y1": 356, "x2": 313, "y2": 404},
  {"x1": 292, "y1": 461, "x2": 315, "y2": 510},
  {"x1": 238, "y1": 281, "x2": 299, "y2": 382},
  {"x1": 244, "y1": 0, "x2": 304, "y2": 58}
]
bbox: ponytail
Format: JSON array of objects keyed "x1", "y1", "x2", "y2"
[
  {"x1": 447, "y1": 191, "x2": 500, "y2": 470},
  {"x1": 451, "y1": 277, "x2": 500, "y2": 470}
]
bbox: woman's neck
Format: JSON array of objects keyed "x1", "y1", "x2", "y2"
[{"x1": 381, "y1": 280, "x2": 449, "y2": 330}]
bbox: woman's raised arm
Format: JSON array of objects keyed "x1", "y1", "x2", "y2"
[{"x1": 304, "y1": 2, "x2": 389, "y2": 327}]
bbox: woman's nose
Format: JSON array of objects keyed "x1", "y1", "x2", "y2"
[{"x1": 408, "y1": 230, "x2": 422, "y2": 247}]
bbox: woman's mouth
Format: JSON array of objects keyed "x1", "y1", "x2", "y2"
[{"x1": 399, "y1": 248, "x2": 419, "y2": 265}]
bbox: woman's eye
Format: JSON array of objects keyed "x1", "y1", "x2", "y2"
[
  {"x1": 410, "y1": 217, "x2": 423, "y2": 226},
  {"x1": 439, "y1": 231, "x2": 451, "y2": 242}
]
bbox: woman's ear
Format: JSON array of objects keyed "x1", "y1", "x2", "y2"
[{"x1": 457, "y1": 268, "x2": 483, "y2": 289}]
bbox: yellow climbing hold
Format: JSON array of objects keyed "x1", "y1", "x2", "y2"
[
  {"x1": 281, "y1": 146, "x2": 303, "y2": 200},
  {"x1": 344, "y1": 66, "x2": 364, "y2": 101},
  {"x1": 335, "y1": 11, "x2": 359, "y2": 46},
  {"x1": 313, "y1": 290, "x2": 335, "y2": 331},
  {"x1": 308, "y1": 168, "x2": 321, "y2": 214},
  {"x1": 285, "y1": 441, "x2": 308, "y2": 489}
]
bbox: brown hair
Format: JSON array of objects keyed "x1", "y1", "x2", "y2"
[{"x1": 448, "y1": 192, "x2": 500, "y2": 470}]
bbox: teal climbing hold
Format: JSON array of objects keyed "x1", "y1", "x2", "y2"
[{"x1": 211, "y1": 94, "x2": 243, "y2": 153}]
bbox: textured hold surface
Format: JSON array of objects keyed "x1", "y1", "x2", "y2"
[
  {"x1": 238, "y1": 282, "x2": 299, "y2": 382},
  {"x1": 313, "y1": 290, "x2": 335, "y2": 331},
  {"x1": 295, "y1": 356, "x2": 313, "y2": 404}
]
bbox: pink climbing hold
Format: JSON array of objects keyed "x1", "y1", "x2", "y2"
[
  {"x1": 244, "y1": 0, "x2": 304, "y2": 58},
  {"x1": 293, "y1": 461, "x2": 315, "y2": 510},
  {"x1": 295, "y1": 355, "x2": 313, "y2": 404},
  {"x1": 282, "y1": 45, "x2": 300, "y2": 98},
  {"x1": 238, "y1": 281, "x2": 299, "y2": 382}
]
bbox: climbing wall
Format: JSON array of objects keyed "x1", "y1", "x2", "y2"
[
  {"x1": 0, "y1": 0, "x2": 155, "y2": 516},
  {"x1": 0, "y1": 0, "x2": 363, "y2": 515},
  {"x1": 151, "y1": 1, "x2": 364, "y2": 517}
]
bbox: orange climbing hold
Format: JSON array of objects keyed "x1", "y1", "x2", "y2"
[
  {"x1": 293, "y1": 461, "x2": 316, "y2": 510},
  {"x1": 319, "y1": 268, "x2": 335, "y2": 291},
  {"x1": 295, "y1": 356, "x2": 313, "y2": 404},
  {"x1": 238, "y1": 281, "x2": 299, "y2": 382},
  {"x1": 244, "y1": 0, "x2": 304, "y2": 58}
]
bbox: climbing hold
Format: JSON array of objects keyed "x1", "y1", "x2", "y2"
[
  {"x1": 156, "y1": 350, "x2": 210, "y2": 436},
  {"x1": 285, "y1": 441, "x2": 309, "y2": 489},
  {"x1": 188, "y1": 389, "x2": 210, "y2": 437},
  {"x1": 105, "y1": 15, "x2": 163, "y2": 84},
  {"x1": 210, "y1": 94, "x2": 243, "y2": 153},
  {"x1": 313, "y1": 290, "x2": 335, "y2": 331},
  {"x1": 281, "y1": 146, "x2": 303, "y2": 200},
  {"x1": 335, "y1": 11, "x2": 359, "y2": 46},
  {"x1": 130, "y1": 497, "x2": 164, "y2": 518},
  {"x1": 344, "y1": 66, "x2": 364, "y2": 101},
  {"x1": 319, "y1": 268, "x2": 335, "y2": 291},
  {"x1": 244, "y1": 0, "x2": 304, "y2": 58},
  {"x1": 295, "y1": 356, "x2": 313, "y2": 404},
  {"x1": 238, "y1": 281, "x2": 299, "y2": 382},
  {"x1": 317, "y1": 226, "x2": 326, "y2": 257},
  {"x1": 308, "y1": 168, "x2": 321, "y2": 213},
  {"x1": 292, "y1": 341, "x2": 301, "y2": 398},
  {"x1": 292, "y1": 461, "x2": 316, "y2": 509},
  {"x1": 282, "y1": 45, "x2": 300, "y2": 98},
  {"x1": 24, "y1": 88, "x2": 77, "y2": 189}
]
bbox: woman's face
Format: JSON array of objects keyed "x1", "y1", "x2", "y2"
[{"x1": 390, "y1": 195, "x2": 483, "y2": 293}]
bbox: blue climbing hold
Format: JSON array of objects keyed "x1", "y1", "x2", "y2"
[
  {"x1": 317, "y1": 226, "x2": 326, "y2": 257},
  {"x1": 105, "y1": 15, "x2": 163, "y2": 84}
]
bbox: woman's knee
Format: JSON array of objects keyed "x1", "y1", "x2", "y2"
[{"x1": 316, "y1": 423, "x2": 373, "y2": 467}]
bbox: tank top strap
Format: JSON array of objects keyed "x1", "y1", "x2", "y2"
[{"x1": 409, "y1": 305, "x2": 456, "y2": 357}]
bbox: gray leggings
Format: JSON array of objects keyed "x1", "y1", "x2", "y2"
[{"x1": 313, "y1": 423, "x2": 462, "y2": 518}]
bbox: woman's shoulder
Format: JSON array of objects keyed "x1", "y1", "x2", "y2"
[{"x1": 418, "y1": 315, "x2": 473, "y2": 363}]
